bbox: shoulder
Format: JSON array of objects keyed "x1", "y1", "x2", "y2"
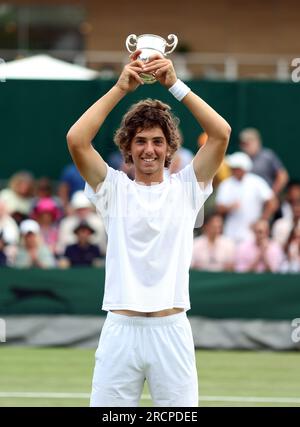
[
  {"x1": 39, "y1": 245, "x2": 54, "y2": 256},
  {"x1": 84, "y1": 165, "x2": 130, "y2": 203},
  {"x1": 193, "y1": 235, "x2": 206, "y2": 246},
  {"x1": 272, "y1": 217, "x2": 290, "y2": 228},
  {"x1": 0, "y1": 188, "x2": 13, "y2": 198},
  {"x1": 219, "y1": 235, "x2": 235, "y2": 247},
  {"x1": 269, "y1": 240, "x2": 284, "y2": 253},
  {"x1": 247, "y1": 173, "x2": 269, "y2": 185},
  {"x1": 90, "y1": 244, "x2": 101, "y2": 252},
  {"x1": 261, "y1": 148, "x2": 277, "y2": 159},
  {"x1": 236, "y1": 239, "x2": 254, "y2": 252},
  {"x1": 65, "y1": 243, "x2": 77, "y2": 251},
  {"x1": 217, "y1": 176, "x2": 235, "y2": 191}
]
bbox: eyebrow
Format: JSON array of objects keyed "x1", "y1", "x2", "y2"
[{"x1": 134, "y1": 136, "x2": 165, "y2": 142}]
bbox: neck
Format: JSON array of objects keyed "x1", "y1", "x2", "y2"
[
  {"x1": 134, "y1": 171, "x2": 164, "y2": 186},
  {"x1": 207, "y1": 234, "x2": 217, "y2": 243}
]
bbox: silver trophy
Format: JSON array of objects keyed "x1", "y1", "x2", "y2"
[{"x1": 125, "y1": 34, "x2": 178, "y2": 84}]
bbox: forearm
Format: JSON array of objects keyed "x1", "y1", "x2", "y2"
[
  {"x1": 67, "y1": 86, "x2": 126, "y2": 147},
  {"x1": 182, "y1": 91, "x2": 231, "y2": 140},
  {"x1": 272, "y1": 170, "x2": 289, "y2": 195},
  {"x1": 261, "y1": 198, "x2": 278, "y2": 220}
]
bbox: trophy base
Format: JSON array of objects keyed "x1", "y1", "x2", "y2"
[{"x1": 140, "y1": 73, "x2": 157, "y2": 84}]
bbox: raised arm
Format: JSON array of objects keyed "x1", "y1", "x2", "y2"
[
  {"x1": 66, "y1": 51, "x2": 144, "y2": 191},
  {"x1": 142, "y1": 56, "x2": 231, "y2": 186},
  {"x1": 182, "y1": 93, "x2": 231, "y2": 185}
]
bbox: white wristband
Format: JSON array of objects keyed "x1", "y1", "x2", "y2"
[{"x1": 168, "y1": 79, "x2": 191, "y2": 101}]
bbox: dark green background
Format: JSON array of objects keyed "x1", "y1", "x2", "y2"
[
  {"x1": 1, "y1": 267, "x2": 299, "y2": 320},
  {"x1": 1, "y1": 78, "x2": 299, "y2": 181}
]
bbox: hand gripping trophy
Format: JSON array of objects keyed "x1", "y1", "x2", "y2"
[{"x1": 126, "y1": 34, "x2": 178, "y2": 83}]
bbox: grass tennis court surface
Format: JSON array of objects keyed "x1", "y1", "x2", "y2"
[{"x1": 0, "y1": 347, "x2": 300, "y2": 407}]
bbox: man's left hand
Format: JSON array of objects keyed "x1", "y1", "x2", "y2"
[{"x1": 142, "y1": 54, "x2": 177, "y2": 88}]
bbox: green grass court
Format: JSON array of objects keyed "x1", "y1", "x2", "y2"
[{"x1": 1, "y1": 347, "x2": 300, "y2": 407}]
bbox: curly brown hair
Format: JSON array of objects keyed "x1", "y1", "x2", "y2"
[{"x1": 114, "y1": 99, "x2": 181, "y2": 168}]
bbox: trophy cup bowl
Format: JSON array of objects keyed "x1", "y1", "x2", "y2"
[{"x1": 125, "y1": 34, "x2": 178, "y2": 84}]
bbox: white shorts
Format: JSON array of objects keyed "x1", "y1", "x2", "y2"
[{"x1": 90, "y1": 311, "x2": 198, "y2": 407}]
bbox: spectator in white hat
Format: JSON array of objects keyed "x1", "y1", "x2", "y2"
[
  {"x1": 13, "y1": 219, "x2": 56, "y2": 268},
  {"x1": 56, "y1": 190, "x2": 106, "y2": 256},
  {"x1": 215, "y1": 152, "x2": 277, "y2": 243}
]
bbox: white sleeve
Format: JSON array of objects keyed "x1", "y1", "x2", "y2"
[
  {"x1": 84, "y1": 164, "x2": 120, "y2": 229},
  {"x1": 255, "y1": 175, "x2": 274, "y2": 201},
  {"x1": 174, "y1": 162, "x2": 213, "y2": 213}
]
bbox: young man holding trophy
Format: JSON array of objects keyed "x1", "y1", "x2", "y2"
[{"x1": 67, "y1": 34, "x2": 231, "y2": 407}]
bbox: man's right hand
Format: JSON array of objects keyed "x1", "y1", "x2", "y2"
[{"x1": 115, "y1": 50, "x2": 144, "y2": 93}]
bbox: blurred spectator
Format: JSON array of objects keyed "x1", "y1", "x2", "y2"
[
  {"x1": 216, "y1": 152, "x2": 277, "y2": 243},
  {"x1": 107, "y1": 150, "x2": 123, "y2": 170},
  {"x1": 59, "y1": 220, "x2": 103, "y2": 268},
  {"x1": 239, "y1": 128, "x2": 289, "y2": 195},
  {"x1": 0, "y1": 171, "x2": 35, "y2": 224},
  {"x1": 35, "y1": 177, "x2": 54, "y2": 199},
  {"x1": 191, "y1": 213, "x2": 235, "y2": 271},
  {"x1": 235, "y1": 219, "x2": 284, "y2": 273},
  {"x1": 57, "y1": 164, "x2": 85, "y2": 210},
  {"x1": 272, "y1": 198, "x2": 300, "y2": 247},
  {"x1": 0, "y1": 231, "x2": 7, "y2": 266},
  {"x1": 56, "y1": 190, "x2": 106, "y2": 256},
  {"x1": 107, "y1": 150, "x2": 135, "y2": 180},
  {"x1": 33, "y1": 177, "x2": 64, "y2": 213},
  {"x1": 0, "y1": 199, "x2": 19, "y2": 265},
  {"x1": 169, "y1": 131, "x2": 194, "y2": 174},
  {"x1": 31, "y1": 197, "x2": 61, "y2": 255},
  {"x1": 13, "y1": 219, "x2": 56, "y2": 268},
  {"x1": 0, "y1": 199, "x2": 19, "y2": 245},
  {"x1": 280, "y1": 180, "x2": 300, "y2": 220},
  {"x1": 169, "y1": 147, "x2": 194, "y2": 173},
  {"x1": 280, "y1": 225, "x2": 300, "y2": 273},
  {"x1": 197, "y1": 132, "x2": 231, "y2": 187}
]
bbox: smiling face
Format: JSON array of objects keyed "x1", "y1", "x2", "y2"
[{"x1": 130, "y1": 127, "x2": 170, "y2": 184}]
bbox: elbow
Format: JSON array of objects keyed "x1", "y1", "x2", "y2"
[
  {"x1": 66, "y1": 128, "x2": 84, "y2": 151},
  {"x1": 221, "y1": 123, "x2": 232, "y2": 143},
  {"x1": 66, "y1": 128, "x2": 76, "y2": 147},
  {"x1": 66, "y1": 126, "x2": 90, "y2": 151},
  {"x1": 213, "y1": 123, "x2": 231, "y2": 146}
]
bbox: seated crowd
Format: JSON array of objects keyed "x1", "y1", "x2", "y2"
[{"x1": 0, "y1": 127, "x2": 299, "y2": 273}]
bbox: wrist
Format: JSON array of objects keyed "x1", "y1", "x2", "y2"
[
  {"x1": 113, "y1": 84, "x2": 129, "y2": 97},
  {"x1": 168, "y1": 79, "x2": 191, "y2": 101},
  {"x1": 165, "y1": 78, "x2": 177, "y2": 89}
]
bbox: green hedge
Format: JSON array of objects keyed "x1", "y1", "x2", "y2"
[{"x1": 0, "y1": 267, "x2": 299, "y2": 320}]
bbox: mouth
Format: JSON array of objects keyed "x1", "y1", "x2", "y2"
[{"x1": 141, "y1": 158, "x2": 157, "y2": 163}]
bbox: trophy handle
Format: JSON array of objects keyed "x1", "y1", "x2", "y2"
[
  {"x1": 165, "y1": 34, "x2": 178, "y2": 55},
  {"x1": 126, "y1": 34, "x2": 138, "y2": 53}
]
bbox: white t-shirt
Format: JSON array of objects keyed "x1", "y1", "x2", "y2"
[
  {"x1": 84, "y1": 162, "x2": 212, "y2": 312},
  {"x1": 215, "y1": 173, "x2": 273, "y2": 242}
]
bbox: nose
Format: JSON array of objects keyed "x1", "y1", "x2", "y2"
[{"x1": 144, "y1": 141, "x2": 154, "y2": 154}]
